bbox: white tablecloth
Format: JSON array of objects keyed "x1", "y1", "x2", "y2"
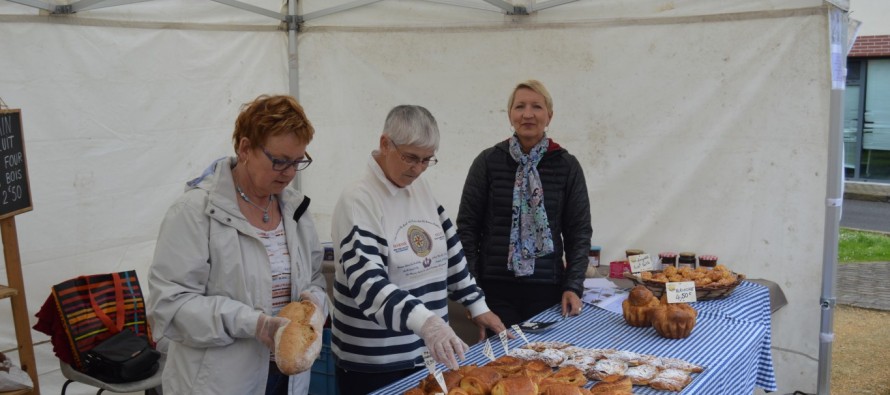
[{"x1": 372, "y1": 281, "x2": 777, "y2": 394}]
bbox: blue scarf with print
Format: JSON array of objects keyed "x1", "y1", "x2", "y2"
[{"x1": 507, "y1": 134, "x2": 555, "y2": 276}]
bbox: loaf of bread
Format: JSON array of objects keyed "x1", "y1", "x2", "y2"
[
  {"x1": 622, "y1": 285, "x2": 660, "y2": 327},
  {"x1": 274, "y1": 300, "x2": 325, "y2": 375},
  {"x1": 539, "y1": 383, "x2": 586, "y2": 395}
]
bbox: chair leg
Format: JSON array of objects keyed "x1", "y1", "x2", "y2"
[{"x1": 61, "y1": 379, "x2": 73, "y2": 395}]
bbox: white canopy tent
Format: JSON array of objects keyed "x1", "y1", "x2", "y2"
[{"x1": 0, "y1": 1, "x2": 853, "y2": 393}]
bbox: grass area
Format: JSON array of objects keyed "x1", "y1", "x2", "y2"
[{"x1": 838, "y1": 227, "x2": 890, "y2": 263}]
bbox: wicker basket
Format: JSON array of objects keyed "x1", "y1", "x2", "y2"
[{"x1": 623, "y1": 271, "x2": 745, "y2": 301}]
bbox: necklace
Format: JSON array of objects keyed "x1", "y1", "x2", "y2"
[{"x1": 236, "y1": 185, "x2": 274, "y2": 223}]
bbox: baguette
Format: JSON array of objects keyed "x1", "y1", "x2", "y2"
[{"x1": 274, "y1": 300, "x2": 325, "y2": 375}]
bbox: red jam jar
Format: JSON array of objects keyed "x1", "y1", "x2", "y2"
[{"x1": 699, "y1": 254, "x2": 718, "y2": 268}]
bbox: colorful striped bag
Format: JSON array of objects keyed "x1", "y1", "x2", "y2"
[{"x1": 49, "y1": 270, "x2": 155, "y2": 372}]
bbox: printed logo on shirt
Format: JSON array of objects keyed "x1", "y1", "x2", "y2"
[{"x1": 407, "y1": 225, "x2": 433, "y2": 258}]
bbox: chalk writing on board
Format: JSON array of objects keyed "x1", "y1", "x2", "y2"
[{"x1": 0, "y1": 110, "x2": 32, "y2": 218}]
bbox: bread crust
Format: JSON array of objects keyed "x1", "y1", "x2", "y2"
[{"x1": 274, "y1": 300, "x2": 325, "y2": 375}]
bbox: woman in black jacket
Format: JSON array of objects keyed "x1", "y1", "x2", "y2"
[{"x1": 457, "y1": 80, "x2": 592, "y2": 329}]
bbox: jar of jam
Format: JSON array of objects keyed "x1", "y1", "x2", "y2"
[
  {"x1": 699, "y1": 254, "x2": 718, "y2": 268},
  {"x1": 585, "y1": 245, "x2": 602, "y2": 278},
  {"x1": 658, "y1": 252, "x2": 677, "y2": 269},
  {"x1": 677, "y1": 252, "x2": 696, "y2": 268}
]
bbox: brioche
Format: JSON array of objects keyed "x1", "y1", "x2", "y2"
[
  {"x1": 274, "y1": 300, "x2": 325, "y2": 375},
  {"x1": 650, "y1": 297, "x2": 698, "y2": 339},
  {"x1": 622, "y1": 286, "x2": 660, "y2": 327}
]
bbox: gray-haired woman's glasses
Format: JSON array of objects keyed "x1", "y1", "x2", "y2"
[
  {"x1": 261, "y1": 146, "x2": 312, "y2": 171},
  {"x1": 389, "y1": 138, "x2": 438, "y2": 167}
]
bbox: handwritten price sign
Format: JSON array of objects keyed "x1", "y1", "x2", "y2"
[
  {"x1": 666, "y1": 281, "x2": 697, "y2": 303},
  {"x1": 628, "y1": 254, "x2": 656, "y2": 273}
]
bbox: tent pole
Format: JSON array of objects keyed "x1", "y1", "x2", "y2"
[
  {"x1": 288, "y1": 0, "x2": 302, "y2": 191},
  {"x1": 817, "y1": 7, "x2": 848, "y2": 394}
]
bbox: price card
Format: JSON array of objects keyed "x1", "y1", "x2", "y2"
[
  {"x1": 482, "y1": 339, "x2": 496, "y2": 361},
  {"x1": 498, "y1": 330, "x2": 510, "y2": 354},
  {"x1": 511, "y1": 324, "x2": 530, "y2": 345},
  {"x1": 433, "y1": 371, "x2": 447, "y2": 394},
  {"x1": 666, "y1": 281, "x2": 697, "y2": 303},
  {"x1": 628, "y1": 254, "x2": 656, "y2": 273},
  {"x1": 422, "y1": 350, "x2": 437, "y2": 374}
]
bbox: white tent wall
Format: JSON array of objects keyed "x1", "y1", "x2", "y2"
[
  {"x1": 0, "y1": 1, "x2": 290, "y2": 389},
  {"x1": 0, "y1": 0, "x2": 837, "y2": 393},
  {"x1": 299, "y1": 3, "x2": 830, "y2": 393}
]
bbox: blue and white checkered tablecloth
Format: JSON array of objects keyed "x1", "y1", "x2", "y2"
[{"x1": 372, "y1": 281, "x2": 777, "y2": 394}]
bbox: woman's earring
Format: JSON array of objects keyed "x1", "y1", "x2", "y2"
[
  {"x1": 544, "y1": 126, "x2": 550, "y2": 133},
  {"x1": 510, "y1": 126, "x2": 516, "y2": 133}
]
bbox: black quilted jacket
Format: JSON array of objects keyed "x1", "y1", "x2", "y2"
[{"x1": 457, "y1": 138, "x2": 592, "y2": 297}]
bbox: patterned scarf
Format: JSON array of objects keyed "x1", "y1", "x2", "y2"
[{"x1": 507, "y1": 134, "x2": 555, "y2": 276}]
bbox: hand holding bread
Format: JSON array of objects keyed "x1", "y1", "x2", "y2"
[{"x1": 274, "y1": 300, "x2": 326, "y2": 375}]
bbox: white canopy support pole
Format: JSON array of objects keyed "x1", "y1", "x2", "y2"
[
  {"x1": 302, "y1": 0, "x2": 383, "y2": 22},
  {"x1": 482, "y1": 0, "x2": 525, "y2": 15},
  {"x1": 287, "y1": 0, "x2": 301, "y2": 191},
  {"x1": 3, "y1": 0, "x2": 53, "y2": 12},
  {"x1": 818, "y1": 6, "x2": 854, "y2": 394},
  {"x1": 71, "y1": 0, "x2": 153, "y2": 13},
  {"x1": 209, "y1": 0, "x2": 286, "y2": 22},
  {"x1": 528, "y1": 0, "x2": 579, "y2": 13}
]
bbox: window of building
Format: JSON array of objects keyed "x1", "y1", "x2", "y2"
[{"x1": 844, "y1": 58, "x2": 890, "y2": 182}]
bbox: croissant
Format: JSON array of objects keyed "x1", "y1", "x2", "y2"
[
  {"x1": 459, "y1": 366, "x2": 502, "y2": 395},
  {"x1": 546, "y1": 366, "x2": 587, "y2": 386},
  {"x1": 487, "y1": 355, "x2": 524, "y2": 375},
  {"x1": 519, "y1": 359, "x2": 553, "y2": 382},
  {"x1": 447, "y1": 388, "x2": 472, "y2": 395},
  {"x1": 490, "y1": 376, "x2": 538, "y2": 395},
  {"x1": 588, "y1": 374, "x2": 633, "y2": 395},
  {"x1": 622, "y1": 285, "x2": 660, "y2": 327},
  {"x1": 420, "y1": 370, "x2": 465, "y2": 394}
]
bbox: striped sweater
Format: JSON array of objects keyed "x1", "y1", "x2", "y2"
[{"x1": 331, "y1": 155, "x2": 490, "y2": 372}]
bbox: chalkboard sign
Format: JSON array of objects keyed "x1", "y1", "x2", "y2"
[{"x1": 0, "y1": 110, "x2": 32, "y2": 219}]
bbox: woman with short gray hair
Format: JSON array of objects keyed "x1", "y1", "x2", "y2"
[{"x1": 330, "y1": 105, "x2": 508, "y2": 394}]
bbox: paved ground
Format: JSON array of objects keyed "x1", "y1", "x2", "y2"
[
  {"x1": 837, "y1": 261, "x2": 890, "y2": 311},
  {"x1": 840, "y1": 199, "x2": 890, "y2": 234}
]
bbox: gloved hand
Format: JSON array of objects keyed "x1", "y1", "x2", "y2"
[
  {"x1": 299, "y1": 290, "x2": 323, "y2": 308},
  {"x1": 419, "y1": 315, "x2": 468, "y2": 370},
  {"x1": 255, "y1": 314, "x2": 290, "y2": 350}
]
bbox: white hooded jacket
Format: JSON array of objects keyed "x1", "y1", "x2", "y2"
[{"x1": 147, "y1": 157, "x2": 326, "y2": 394}]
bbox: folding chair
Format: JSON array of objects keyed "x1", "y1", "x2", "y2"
[{"x1": 59, "y1": 355, "x2": 164, "y2": 395}]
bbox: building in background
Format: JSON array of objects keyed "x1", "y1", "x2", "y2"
[{"x1": 845, "y1": 1, "x2": 890, "y2": 188}]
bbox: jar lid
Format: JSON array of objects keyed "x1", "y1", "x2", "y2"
[
  {"x1": 590, "y1": 246, "x2": 602, "y2": 251},
  {"x1": 699, "y1": 255, "x2": 718, "y2": 261},
  {"x1": 658, "y1": 252, "x2": 677, "y2": 258},
  {"x1": 678, "y1": 251, "x2": 696, "y2": 257},
  {"x1": 626, "y1": 249, "x2": 645, "y2": 255}
]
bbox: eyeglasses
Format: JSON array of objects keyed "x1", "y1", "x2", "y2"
[
  {"x1": 388, "y1": 138, "x2": 438, "y2": 167},
  {"x1": 261, "y1": 146, "x2": 312, "y2": 172}
]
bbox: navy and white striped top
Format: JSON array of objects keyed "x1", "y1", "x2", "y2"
[{"x1": 330, "y1": 155, "x2": 490, "y2": 372}]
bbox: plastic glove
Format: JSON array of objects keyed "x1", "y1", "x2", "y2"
[
  {"x1": 299, "y1": 290, "x2": 323, "y2": 308},
  {"x1": 419, "y1": 315, "x2": 468, "y2": 370},
  {"x1": 255, "y1": 314, "x2": 290, "y2": 350}
]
